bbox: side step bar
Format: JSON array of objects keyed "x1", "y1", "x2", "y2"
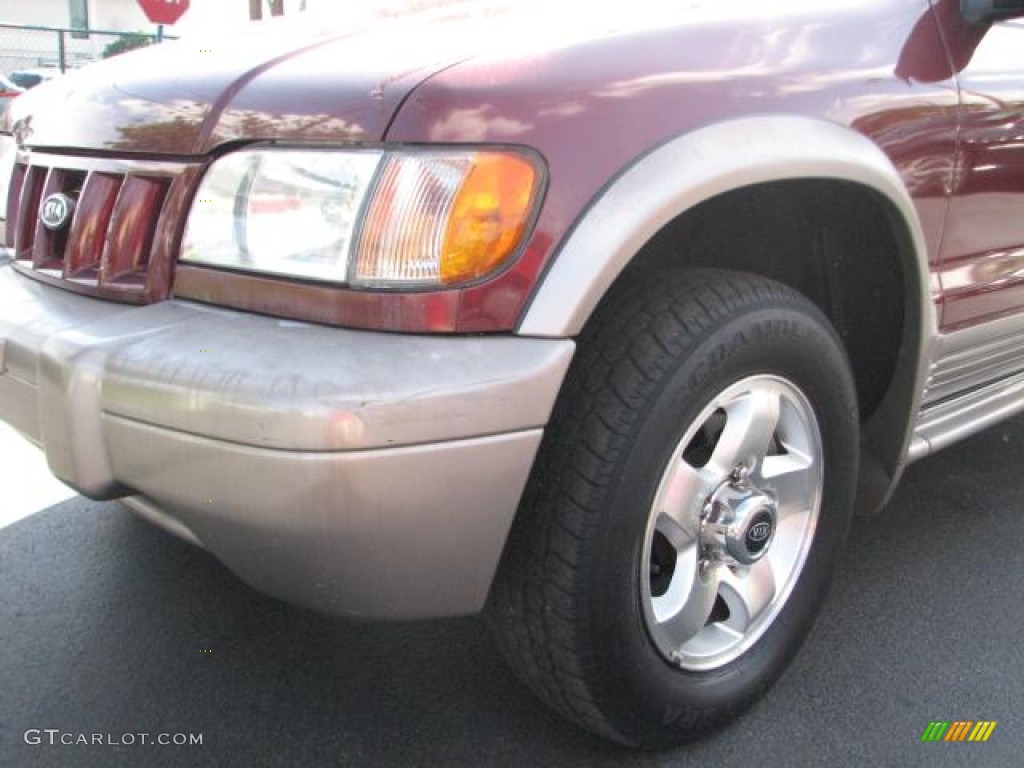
[{"x1": 909, "y1": 370, "x2": 1024, "y2": 461}]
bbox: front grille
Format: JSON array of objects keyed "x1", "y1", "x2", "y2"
[{"x1": 4, "y1": 152, "x2": 200, "y2": 303}]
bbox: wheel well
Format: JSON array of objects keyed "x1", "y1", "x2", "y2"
[
  {"x1": 598, "y1": 179, "x2": 924, "y2": 513},
  {"x1": 613, "y1": 179, "x2": 909, "y2": 424}
]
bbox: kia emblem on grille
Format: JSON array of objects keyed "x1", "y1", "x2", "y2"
[{"x1": 40, "y1": 193, "x2": 76, "y2": 232}]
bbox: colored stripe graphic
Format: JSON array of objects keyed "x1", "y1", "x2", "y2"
[
  {"x1": 921, "y1": 722, "x2": 949, "y2": 742},
  {"x1": 921, "y1": 720, "x2": 996, "y2": 742},
  {"x1": 945, "y1": 721, "x2": 973, "y2": 741},
  {"x1": 969, "y1": 722, "x2": 997, "y2": 742}
]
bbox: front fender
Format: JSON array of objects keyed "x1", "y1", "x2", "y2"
[{"x1": 520, "y1": 115, "x2": 936, "y2": 515}]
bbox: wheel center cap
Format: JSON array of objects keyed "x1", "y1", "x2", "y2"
[
  {"x1": 701, "y1": 481, "x2": 777, "y2": 565},
  {"x1": 743, "y1": 508, "x2": 775, "y2": 556}
]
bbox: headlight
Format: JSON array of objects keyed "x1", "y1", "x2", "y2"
[
  {"x1": 181, "y1": 147, "x2": 542, "y2": 289},
  {"x1": 182, "y1": 149, "x2": 381, "y2": 283}
]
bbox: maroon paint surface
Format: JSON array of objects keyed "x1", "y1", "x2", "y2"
[
  {"x1": 5, "y1": 0, "x2": 1023, "y2": 333},
  {"x1": 929, "y1": 1, "x2": 1024, "y2": 330}
]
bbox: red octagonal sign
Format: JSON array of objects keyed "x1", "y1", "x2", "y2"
[{"x1": 137, "y1": 0, "x2": 190, "y2": 25}]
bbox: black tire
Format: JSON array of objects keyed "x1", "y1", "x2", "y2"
[{"x1": 486, "y1": 269, "x2": 859, "y2": 748}]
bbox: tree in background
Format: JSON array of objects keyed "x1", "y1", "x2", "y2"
[{"x1": 102, "y1": 33, "x2": 153, "y2": 58}]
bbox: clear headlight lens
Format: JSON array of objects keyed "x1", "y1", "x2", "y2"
[
  {"x1": 182, "y1": 149, "x2": 381, "y2": 283},
  {"x1": 181, "y1": 147, "x2": 541, "y2": 288}
]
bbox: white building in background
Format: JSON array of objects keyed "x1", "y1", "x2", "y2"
[
  {"x1": 3, "y1": 0, "x2": 208, "y2": 33},
  {"x1": 0, "y1": 0, "x2": 311, "y2": 74},
  {"x1": 0, "y1": 1, "x2": 313, "y2": 36}
]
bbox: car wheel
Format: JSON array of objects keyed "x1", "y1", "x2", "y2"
[{"x1": 486, "y1": 269, "x2": 859, "y2": 747}]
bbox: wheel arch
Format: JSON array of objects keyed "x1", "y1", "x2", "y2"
[{"x1": 519, "y1": 115, "x2": 936, "y2": 514}]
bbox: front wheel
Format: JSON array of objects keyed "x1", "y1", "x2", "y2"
[{"x1": 487, "y1": 270, "x2": 859, "y2": 747}]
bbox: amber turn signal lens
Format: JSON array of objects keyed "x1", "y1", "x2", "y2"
[
  {"x1": 440, "y1": 152, "x2": 538, "y2": 284},
  {"x1": 354, "y1": 150, "x2": 540, "y2": 288}
]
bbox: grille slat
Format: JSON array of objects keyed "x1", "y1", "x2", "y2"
[
  {"x1": 103, "y1": 176, "x2": 169, "y2": 283},
  {"x1": 66, "y1": 172, "x2": 123, "y2": 277},
  {"x1": 5, "y1": 154, "x2": 196, "y2": 303},
  {"x1": 14, "y1": 166, "x2": 45, "y2": 258},
  {"x1": 4, "y1": 163, "x2": 26, "y2": 248},
  {"x1": 32, "y1": 168, "x2": 71, "y2": 269}
]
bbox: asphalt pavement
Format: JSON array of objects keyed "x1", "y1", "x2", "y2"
[{"x1": 1, "y1": 417, "x2": 1023, "y2": 767}]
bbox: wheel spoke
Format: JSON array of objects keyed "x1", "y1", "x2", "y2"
[
  {"x1": 718, "y1": 559, "x2": 777, "y2": 634},
  {"x1": 677, "y1": 622, "x2": 744, "y2": 661},
  {"x1": 710, "y1": 389, "x2": 780, "y2": 476},
  {"x1": 655, "y1": 459, "x2": 713, "y2": 549},
  {"x1": 654, "y1": 559, "x2": 721, "y2": 646},
  {"x1": 758, "y1": 452, "x2": 815, "y2": 519}
]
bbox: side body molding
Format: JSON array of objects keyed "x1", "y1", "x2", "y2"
[{"x1": 519, "y1": 115, "x2": 938, "y2": 514}]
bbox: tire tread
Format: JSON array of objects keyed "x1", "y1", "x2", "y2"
[{"x1": 486, "y1": 269, "x2": 845, "y2": 745}]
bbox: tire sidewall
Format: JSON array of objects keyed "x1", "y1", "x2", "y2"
[{"x1": 587, "y1": 300, "x2": 859, "y2": 745}]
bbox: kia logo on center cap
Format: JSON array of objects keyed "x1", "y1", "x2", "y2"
[
  {"x1": 748, "y1": 521, "x2": 772, "y2": 543},
  {"x1": 40, "y1": 193, "x2": 75, "y2": 232},
  {"x1": 745, "y1": 513, "x2": 774, "y2": 555}
]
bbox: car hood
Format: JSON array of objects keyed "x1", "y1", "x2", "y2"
[
  {"x1": 3, "y1": 1, "x2": 511, "y2": 155},
  {"x1": 5, "y1": 0, "x2": 772, "y2": 156}
]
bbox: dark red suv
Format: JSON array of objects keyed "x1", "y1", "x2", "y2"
[{"x1": 1, "y1": 0, "x2": 1022, "y2": 747}]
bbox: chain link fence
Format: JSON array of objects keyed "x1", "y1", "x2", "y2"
[{"x1": 0, "y1": 24, "x2": 170, "y2": 83}]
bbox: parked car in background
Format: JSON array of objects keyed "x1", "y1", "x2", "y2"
[
  {"x1": 7, "y1": 67, "x2": 61, "y2": 90},
  {"x1": 1, "y1": 0, "x2": 1023, "y2": 750},
  {"x1": 0, "y1": 74, "x2": 23, "y2": 112}
]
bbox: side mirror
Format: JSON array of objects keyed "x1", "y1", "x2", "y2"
[{"x1": 961, "y1": 0, "x2": 1024, "y2": 24}]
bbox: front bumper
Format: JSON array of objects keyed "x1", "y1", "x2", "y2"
[{"x1": 0, "y1": 259, "x2": 574, "y2": 618}]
